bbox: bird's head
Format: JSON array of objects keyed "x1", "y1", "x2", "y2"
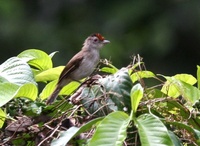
[{"x1": 83, "y1": 33, "x2": 110, "y2": 49}]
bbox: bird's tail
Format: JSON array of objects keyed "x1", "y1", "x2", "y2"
[{"x1": 46, "y1": 86, "x2": 62, "y2": 104}]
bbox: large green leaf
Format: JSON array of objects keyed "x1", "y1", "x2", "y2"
[
  {"x1": 18, "y1": 49, "x2": 53, "y2": 71},
  {"x1": 0, "y1": 57, "x2": 36, "y2": 86},
  {"x1": 0, "y1": 57, "x2": 38, "y2": 106},
  {"x1": 51, "y1": 117, "x2": 103, "y2": 146},
  {"x1": 130, "y1": 83, "x2": 143, "y2": 113},
  {"x1": 98, "y1": 68, "x2": 133, "y2": 111},
  {"x1": 136, "y1": 114, "x2": 174, "y2": 146},
  {"x1": 88, "y1": 111, "x2": 130, "y2": 146},
  {"x1": 161, "y1": 74, "x2": 200, "y2": 104},
  {"x1": 35, "y1": 66, "x2": 64, "y2": 82},
  {"x1": 0, "y1": 83, "x2": 38, "y2": 107},
  {"x1": 40, "y1": 80, "x2": 80, "y2": 100},
  {"x1": 80, "y1": 69, "x2": 133, "y2": 115}
]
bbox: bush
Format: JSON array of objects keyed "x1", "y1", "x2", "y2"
[{"x1": 0, "y1": 49, "x2": 200, "y2": 146}]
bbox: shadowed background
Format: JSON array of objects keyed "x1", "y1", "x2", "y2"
[{"x1": 0, "y1": 0, "x2": 200, "y2": 76}]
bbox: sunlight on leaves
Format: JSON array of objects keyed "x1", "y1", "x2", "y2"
[
  {"x1": 130, "y1": 83, "x2": 143, "y2": 113},
  {"x1": 130, "y1": 71, "x2": 155, "y2": 83},
  {"x1": 18, "y1": 49, "x2": 53, "y2": 71},
  {"x1": 0, "y1": 108, "x2": 6, "y2": 128}
]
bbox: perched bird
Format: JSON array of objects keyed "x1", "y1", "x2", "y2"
[{"x1": 46, "y1": 33, "x2": 110, "y2": 104}]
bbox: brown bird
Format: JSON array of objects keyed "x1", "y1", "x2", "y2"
[{"x1": 46, "y1": 33, "x2": 110, "y2": 104}]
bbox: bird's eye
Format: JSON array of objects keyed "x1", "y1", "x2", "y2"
[{"x1": 94, "y1": 38, "x2": 98, "y2": 42}]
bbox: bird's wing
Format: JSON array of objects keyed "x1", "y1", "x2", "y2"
[{"x1": 58, "y1": 54, "x2": 84, "y2": 84}]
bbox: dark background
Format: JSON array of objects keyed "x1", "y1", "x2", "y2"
[{"x1": 1, "y1": 0, "x2": 200, "y2": 76}]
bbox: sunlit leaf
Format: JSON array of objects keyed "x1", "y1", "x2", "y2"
[
  {"x1": 88, "y1": 111, "x2": 130, "y2": 146},
  {"x1": 161, "y1": 76, "x2": 200, "y2": 104},
  {"x1": 0, "y1": 108, "x2": 6, "y2": 128},
  {"x1": 197, "y1": 65, "x2": 200, "y2": 89},
  {"x1": 35, "y1": 66, "x2": 64, "y2": 82},
  {"x1": 173, "y1": 74, "x2": 197, "y2": 85},
  {"x1": 15, "y1": 83, "x2": 38, "y2": 100},
  {"x1": 40, "y1": 80, "x2": 80, "y2": 100},
  {"x1": 18, "y1": 49, "x2": 53, "y2": 71},
  {"x1": 0, "y1": 57, "x2": 36, "y2": 86},
  {"x1": 0, "y1": 57, "x2": 38, "y2": 106},
  {"x1": 49, "y1": 51, "x2": 59, "y2": 58},
  {"x1": 130, "y1": 71, "x2": 155, "y2": 83},
  {"x1": 100, "y1": 66, "x2": 118, "y2": 74},
  {"x1": 130, "y1": 83, "x2": 143, "y2": 113}
]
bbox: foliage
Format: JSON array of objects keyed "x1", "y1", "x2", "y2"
[{"x1": 0, "y1": 49, "x2": 200, "y2": 146}]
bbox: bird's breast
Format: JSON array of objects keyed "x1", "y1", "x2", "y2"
[{"x1": 71, "y1": 50, "x2": 99, "y2": 80}]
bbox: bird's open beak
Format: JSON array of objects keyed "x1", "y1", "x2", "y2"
[{"x1": 102, "y1": 40, "x2": 110, "y2": 44}]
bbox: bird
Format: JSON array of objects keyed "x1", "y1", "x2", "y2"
[{"x1": 46, "y1": 33, "x2": 110, "y2": 104}]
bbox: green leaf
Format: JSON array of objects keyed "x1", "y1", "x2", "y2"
[
  {"x1": 15, "y1": 83, "x2": 38, "y2": 100},
  {"x1": 0, "y1": 82, "x2": 38, "y2": 107},
  {"x1": 98, "y1": 69, "x2": 133, "y2": 111},
  {"x1": 18, "y1": 49, "x2": 53, "y2": 71},
  {"x1": 49, "y1": 51, "x2": 59, "y2": 58},
  {"x1": 161, "y1": 76, "x2": 200, "y2": 104},
  {"x1": 130, "y1": 83, "x2": 143, "y2": 113},
  {"x1": 0, "y1": 57, "x2": 38, "y2": 106},
  {"x1": 0, "y1": 83, "x2": 19, "y2": 106},
  {"x1": 51, "y1": 117, "x2": 103, "y2": 146},
  {"x1": 0, "y1": 108, "x2": 6, "y2": 128},
  {"x1": 0, "y1": 57, "x2": 36, "y2": 86},
  {"x1": 130, "y1": 71, "x2": 155, "y2": 83},
  {"x1": 197, "y1": 65, "x2": 200, "y2": 89},
  {"x1": 100, "y1": 66, "x2": 118, "y2": 74},
  {"x1": 35, "y1": 66, "x2": 64, "y2": 82},
  {"x1": 136, "y1": 114, "x2": 174, "y2": 146},
  {"x1": 173, "y1": 74, "x2": 197, "y2": 85},
  {"x1": 40, "y1": 80, "x2": 80, "y2": 100},
  {"x1": 80, "y1": 69, "x2": 133, "y2": 115},
  {"x1": 51, "y1": 127, "x2": 79, "y2": 146},
  {"x1": 88, "y1": 111, "x2": 130, "y2": 146},
  {"x1": 100, "y1": 60, "x2": 118, "y2": 74}
]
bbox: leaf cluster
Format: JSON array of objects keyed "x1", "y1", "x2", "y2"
[{"x1": 0, "y1": 49, "x2": 200, "y2": 146}]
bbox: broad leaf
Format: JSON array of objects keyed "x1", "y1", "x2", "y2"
[
  {"x1": 130, "y1": 83, "x2": 143, "y2": 113},
  {"x1": 15, "y1": 83, "x2": 38, "y2": 100},
  {"x1": 0, "y1": 57, "x2": 37, "y2": 106},
  {"x1": 35, "y1": 66, "x2": 64, "y2": 82},
  {"x1": 18, "y1": 49, "x2": 53, "y2": 71},
  {"x1": 162, "y1": 76, "x2": 200, "y2": 104},
  {"x1": 0, "y1": 57, "x2": 36, "y2": 86},
  {"x1": 136, "y1": 114, "x2": 174, "y2": 146},
  {"x1": 80, "y1": 69, "x2": 133, "y2": 115},
  {"x1": 40, "y1": 80, "x2": 80, "y2": 100},
  {"x1": 88, "y1": 111, "x2": 130, "y2": 146},
  {"x1": 130, "y1": 71, "x2": 155, "y2": 83},
  {"x1": 0, "y1": 83, "x2": 38, "y2": 107}
]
